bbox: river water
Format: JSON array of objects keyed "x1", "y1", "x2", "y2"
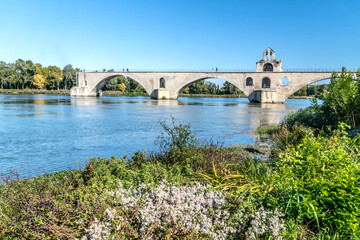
[{"x1": 0, "y1": 94, "x2": 312, "y2": 177}]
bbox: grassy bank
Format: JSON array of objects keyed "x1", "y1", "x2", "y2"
[
  {"x1": 101, "y1": 90, "x2": 149, "y2": 97},
  {"x1": 179, "y1": 93, "x2": 247, "y2": 98},
  {"x1": 0, "y1": 88, "x2": 70, "y2": 95},
  {"x1": 287, "y1": 95, "x2": 315, "y2": 99},
  {"x1": 1, "y1": 117, "x2": 359, "y2": 239}
]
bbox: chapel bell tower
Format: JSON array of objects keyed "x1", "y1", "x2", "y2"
[{"x1": 256, "y1": 47, "x2": 283, "y2": 72}]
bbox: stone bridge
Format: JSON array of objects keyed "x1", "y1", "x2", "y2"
[
  {"x1": 70, "y1": 71, "x2": 334, "y2": 103},
  {"x1": 70, "y1": 48, "x2": 337, "y2": 103}
]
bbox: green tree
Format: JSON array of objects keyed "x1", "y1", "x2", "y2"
[
  {"x1": 222, "y1": 81, "x2": 241, "y2": 95},
  {"x1": 45, "y1": 66, "x2": 63, "y2": 90},
  {"x1": 62, "y1": 64, "x2": 76, "y2": 90},
  {"x1": 13, "y1": 59, "x2": 36, "y2": 89},
  {"x1": 324, "y1": 67, "x2": 360, "y2": 128},
  {"x1": 0, "y1": 62, "x2": 16, "y2": 89}
]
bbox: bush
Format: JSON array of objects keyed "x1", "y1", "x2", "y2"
[
  {"x1": 284, "y1": 100, "x2": 336, "y2": 131},
  {"x1": 284, "y1": 67, "x2": 360, "y2": 131},
  {"x1": 82, "y1": 180, "x2": 286, "y2": 239},
  {"x1": 268, "y1": 126, "x2": 360, "y2": 237}
]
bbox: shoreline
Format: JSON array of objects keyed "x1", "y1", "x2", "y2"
[{"x1": 0, "y1": 89, "x2": 317, "y2": 99}]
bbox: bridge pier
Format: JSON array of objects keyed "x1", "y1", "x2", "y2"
[
  {"x1": 248, "y1": 90, "x2": 284, "y2": 103},
  {"x1": 70, "y1": 86, "x2": 97, "y2": 97},
  {"x1": 151, "y1": 89, "x2": 177, "y2": 100}
]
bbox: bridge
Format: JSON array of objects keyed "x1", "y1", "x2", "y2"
[{"x1": 70, "y1": 48, "x2": 337, "y2": 103}]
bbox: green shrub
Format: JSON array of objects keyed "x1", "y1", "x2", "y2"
[
  {"x1": 268, "y1": 126, "x2": 360, "y2": 237},
  {"x1": 272, "y1": 124, "x2": 314, "y2": 151},
  {"x1": 324, "y1": 67, "x2": 360, "y2": 128},
  {"x1": 284, "y1": 100, "x2": 336, "y2": 131},
  {"x1": 285, "y1": 67, "x2": 360, "y2": 131}
]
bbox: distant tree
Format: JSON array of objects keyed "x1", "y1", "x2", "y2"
[
  {"x1": 0, "y1": 61, "x2": 7, "y2": 88},
  {"x1": 1, "y1": 63, "x2": 16, "y2": 89},
  {"x1": 62, "y1": 64, "x2": 76, "y2": 90},
  {"x1": 33, "y1": 74, "x2": 45, "y2": 89},
  {"x1": 45, "y1": 66, "x2": 63, "y2": 90},
  {"x1": 0, "y1": 59, "x2": 81, "y2": 90},
  {"x1": 222, "y1": 81, "x2": 241, "y2": 95},
  {"x1": 118, "y1": 82, "x2": 126, "y2": 92},
  {"x1": 13, "y1": 59, "x2": 36, "y2": 89},
  {"x1": 183, "y1": 87, "x2": 190, "y2": 94}
]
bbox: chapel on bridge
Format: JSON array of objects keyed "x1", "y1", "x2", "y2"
[{"x1": 256, "y1": 47, "x2": 283, "y2": 72}]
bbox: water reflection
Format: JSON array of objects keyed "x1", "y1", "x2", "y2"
[{"x1": 0, "y1": 95, "x2": 312, "y2": 177}]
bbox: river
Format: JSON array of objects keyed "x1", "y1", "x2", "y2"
[{"x1": 0, "y1": 94, "x2": 313, "y2": 177}]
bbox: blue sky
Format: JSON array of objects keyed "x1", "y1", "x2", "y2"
[{"x1": 0, "y1": 0, "x2": 359, "y2": 72}]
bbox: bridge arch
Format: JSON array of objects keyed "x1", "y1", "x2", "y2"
[
  {"x1": 91, "y1": 73, "x2": 153, "y2": 96},
  {"x1": 175, "y1": 76, "x2": 246, "y2": 98},
  {"x1": 284, "y1": 76, "x2": 332, "y2": 99}
]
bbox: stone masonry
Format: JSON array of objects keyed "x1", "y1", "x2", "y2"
[{"x1": 70, "y1": 48, "x2": 336, "y2": 103}]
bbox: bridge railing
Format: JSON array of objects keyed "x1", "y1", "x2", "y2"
[{"x1": 80, "y1": 68, "x2": 358, "y2": 73}]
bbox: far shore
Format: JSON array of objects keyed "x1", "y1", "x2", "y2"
[{"x1": 0, "y1": 89, "x2": 317, "y2": 99}]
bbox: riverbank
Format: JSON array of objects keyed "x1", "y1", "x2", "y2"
[
  {"x1": 0, "y1": 88, "x2": 70, "y2": 95},
  {"x1": 0, "y1": 88, "x2": 321, "y2": 100},
  {"x1": 179, "y1": 93, "x2": 247, "y2": 98},
  {"x1": 0, "y1": 89, "x2": 246, "y2": 98},
  {"x1": 0, "y1": 137, "x2": 274, "y2": 239},
  {"x1": 288, "y1": 95, "x2": 317, "y2": 99},
  {"x1": 1, "y1": 116, "x2": 359, "y2": 239}
]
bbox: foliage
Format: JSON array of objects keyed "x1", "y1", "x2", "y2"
[
  {"x1": 183, "y1": 80, "x2": 244, "y2": 96},
  {"x1": 33, "y1": 74, "x2": 46, "y2": 89},
  {"x1": 155, "y1": 116, "x2": 203, "y2": 165},
  {"x1": 285, "y1": 67, "x2": 360, "y2": 130},
  {"x1": 83, "y1": 180, "x2": 285, "y2": 239},
  {"x1": 62, "y1": 64, "x2": 77, "y2": 90},
  {"x1": 284, "y1": 100, "x2": 335, "y2": 131},
  {"x1": 324, "y1": 67, "x2": 360, "y2": 128},
  {"x1": 117, "y1": 82, "x2": 126, "y2": 92},
  {"x1": 268, "y1": 125, "x2": 360, "y2": 237},
  {"x1": 292, "y1": 83, "x2": 329, "y2": 98},
  {"x1": 0, "y1": 59, "x2": 77, "y2": 91},
  {"x1": 254, "y1": 124, "x2": 280, "y2": 136},
  {"x1": 101, "y1": 75, "x2": 146, "y2": 93}
]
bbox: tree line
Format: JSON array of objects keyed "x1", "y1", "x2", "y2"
[
  {"x1": 0, "y1": 59, "x2": 78, "y2": 90},
  {"x1": 183, "y1": 80, "x2": 243, "y2": 95},
  {"x1": 101, "y1": 76, "x2": 244, "y2": 95},
  {"x1": 0, "y1": 59, "x2": 329, "y2": 97},
  {"x1": 101, "y1": 75, "x2": 147, "y2": 93},
  {"x1": 292, "y1": 84, "x2": 329, "y2": 98}
]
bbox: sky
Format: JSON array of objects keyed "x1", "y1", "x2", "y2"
[{"x1": 0, "y1": 0, "x2": 359, "y2": 73}]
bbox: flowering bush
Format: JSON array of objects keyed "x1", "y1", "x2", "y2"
[
  {"x1": 82, "y1": 180, "x2": 286, "y2": 239},
  {"x1": 244, "y1": 207, "x2": 285, "y2": 239}
]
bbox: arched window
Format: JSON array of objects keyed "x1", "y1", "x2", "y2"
[
  {"x1": 281, "y1": 77, "x2": 289, "y2": 86},
  {"x1": 246, "y1": 77, "x2": 253, "y2": 86},
  {"x1": 263, "y1": 63, "x2": 273, "y2": 72},
  {"x1": 262, "y1": 77, "x2": 271, "y2": 88},
  {"x1": 159, "y1": 78, "x2": 165, "y2": 88}
]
